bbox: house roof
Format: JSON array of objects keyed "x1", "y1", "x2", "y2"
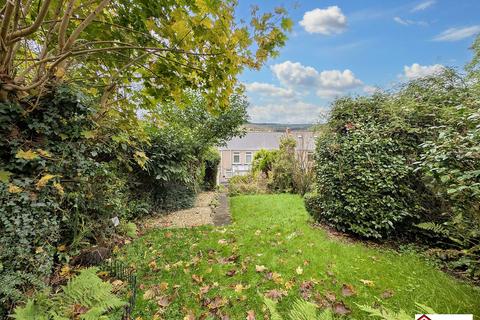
[{"x1": 219, "y1": 131, "x2": 316, "y2": 151}]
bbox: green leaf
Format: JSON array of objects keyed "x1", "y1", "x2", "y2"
[{"x1": 0, "y1": 170, "x2": 12, "y2": 183}]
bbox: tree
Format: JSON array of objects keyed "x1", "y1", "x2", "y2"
[{"x1": 0, "y1": 0, "x2": 291, "y2": 112}]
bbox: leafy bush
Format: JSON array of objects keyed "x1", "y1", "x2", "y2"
[
  {"x1": 270, "y1": 137, "x2": 297, "y2": 193},
  {"x1": 308, "y1": 71, "x2": 477, "y2": 239},
  {"x1": 228, "y1": 173, "x2": 270, "y2": 196},
  {"x1": 11, "y1": 268, "x2": 125, "y2": 319},
  {"x1": 252, "y1": 149, "x2": 278, "y2": 176},
  {"x1": 202, "y1": 147, "x2": 221, "y2": 190}
]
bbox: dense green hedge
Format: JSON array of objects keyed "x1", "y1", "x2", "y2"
[{"x1": 307, "y1": 70, "x2": 479, "y2": 241}]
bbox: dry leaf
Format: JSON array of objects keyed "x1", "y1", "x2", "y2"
[
  {"x1": 36, "y1": 174, "x2": 56, "y2": 189},
  {"x1": 265, "y1": 289, "x2": 287, "y2": 300},
  {"x1": 255, "y1": 265, "x2": 267, "y2": 273},
  {"x1": 218, "y1": 239, "x2": 228, "y2": 245},
  {"x1": 226, "y1": 269, "x2": 237, "y2": 277},
  {"x1": 333, "y1": 301, "x2": 351, "y2": 315},
  {"x1": 192, "y1": 274, "x2": 203, "y2": 283},
  {"x1": 325, "y1": 291, "x2": 336, "y2": 302},
  {"x1": 341, "y1": 284, "x2": 356, "y2": 297},
  {"x1": 295, "y1": 266, "x2": 304, "y2": 275},
  {"x1": 360, "y1": 279, "x2": 375, "y2": 287},
  {"x1": 159, "y1": 282, "x2": 169, "y2": 291},
  {"x1": 156, "y1": 295, "x2": 171, "y2": 308},
  {"x1": 143, "y1": 289, "x2": 156, "y2": 301},
  {"x1": 272, "y1": 272, "x2": 283, "y2": 284},
  {"x1": 285, "y1": 280, "x2": 295, "y2": 290},
  {"x1": 380, "y1": 289, "x2": 394, "y2": 299},
  {"x1": 246, "y1": 310, "x2": 255, "y2": 320}
]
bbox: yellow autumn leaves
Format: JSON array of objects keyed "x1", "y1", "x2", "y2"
[{"x1": 4, "y1": 149, "x2": 64, "y2": 195}]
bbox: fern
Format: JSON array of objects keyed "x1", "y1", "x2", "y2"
[
  {"x1": 263, "y1": 297, "x2": 283, "y2": 320},
  {"x1": 11, "y1": 268, "x2": 126, "y2": 320},
  {"x1": 357, "y1": 303, "x2": 437, "y2": 320},
  {"x1": 289, "y1": 299, "x2": 320, "y2": 320},
  {"x1": 263, "y1": 296, "x2": 334, "y2": 320},
  {"x1": 415, "y1": 222, "x2": 450, "y2": 237}
]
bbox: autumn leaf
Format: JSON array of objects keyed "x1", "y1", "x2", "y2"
[
  {"x1": 218, "y1": 239, "x2": 228, "y2": 245},
  {"x1": 324, "y1": 291, "x2": 336, "y2": 302},
  {"x1": 226, "y1": 269, "x2": 237, "y2": 277},
  {"x1": 333, "y1": 301, "x2": 351, "y2": 315},
  {"x1": 381, "y1": 289, "x2": 394, "y2": 299},
  {"x1": 341, "y1": 284, "x2": 356, "y2": 297},
  {"x1": 53, "y1": 182, "x2": 64, "y2": 195},
  {"x1": 295, "y1": 266, "x2": 303, "y2": 275},
  {"x1": 36, "y1": 174, "x2": 57, "y2": 189},
  {"x1": 192, "y1": 274, "x2": 203, "y2": 283},
  {"x1": 360, "y1": 279, "x2": 375, "y2": 287},
  {"x1": 143, "y1": 289, "x2": 156, "y2": 300},
  {"x1": 285, "y1": 280, "x2": 295, "y2": 290},
  {"x1": 156, "y1": 295, "x2": 171, "y2": 308},
  {"x1": 16, "y1": 149, "x2": 39, "y2": 160},
  {"x1": 234, "y1": 284, "x2": 247, "y2": 293},
  {"x1": 271, "y1": 272, "x2": 283, "y2": 284},
  {"x1": 159, "y1": 282, "x2": 169, "y2": 291},
  {"x1": 264, "y1": 289, "x2": 287, "y2": 300},
  {"x1": 255, "y1": 265, "x2": 267, "y2": 272},
  {"x1": 246, "y1": 310, "x2": 255, "y2": 320},
  {"x1": 8, "y1": 184, "x2": 22, "y2": 193}
]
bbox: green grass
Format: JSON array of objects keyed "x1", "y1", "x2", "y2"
[{"x1": 120, "y1": 194, "x2": 480, "y2": 319}]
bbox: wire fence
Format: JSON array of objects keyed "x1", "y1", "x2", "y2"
[{"x1": 104, "y1": 259, "x2": 137, "y2": 320}]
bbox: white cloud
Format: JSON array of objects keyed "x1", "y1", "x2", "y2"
[
  {"x1": 433, "y1": 25, "x2": 480, "y2": 42},
  {"x1": 249, "y1": 101, "x2": 327, "y2": 124},
  {"x1": 402, "y1": 63, "x2": 445, "y2": 80},
  {"x1": 271, "y1": 61, "x2": 319, "y2": 87},
  {"x1": 270, "y1": 61, "x2": 363, "y2": 99},
  {"x1": 394, "y1": 17, "x2": 428, "y2": 26},
  {"x1": 299, "y1": 6, "x2": 347, "y2": 35},
  {"x1": 411, "y1": 0, "x2": 436, "y2": 12},
  {"x1": 244, "y1": 82, "x2": 295, "y2": 99}
]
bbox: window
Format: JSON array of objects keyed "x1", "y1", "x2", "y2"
[
  {"x1": 233, "y1": 152, "x2": 240, "y2": 164},
  {"x1": 245, "y1": 152, "x2": 252, "y2": 164}
]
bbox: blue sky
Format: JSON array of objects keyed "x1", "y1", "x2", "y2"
[{"x1": 237, "y1": 0, "x2": 480, "y2": 123}]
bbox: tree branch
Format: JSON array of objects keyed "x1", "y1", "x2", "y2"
[
  {"x1": 7, "y1": 0, "x2": 52, "y2": 41},
  {"x1": 63, "y1": 0, "x2": 110, "y2": 51},
  {"x1": 0, "y1": 0, "x2": 15, "y2": 47},
  {"x1": 58, "y1": 0, "x2": 75, "y2": 50}
]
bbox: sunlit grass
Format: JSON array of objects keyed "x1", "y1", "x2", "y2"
[{"x1": 120, "y1": 194, "x2": 480, "y2": 319}]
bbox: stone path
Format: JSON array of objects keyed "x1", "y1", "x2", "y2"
[{"x1": 140, "y1": 192, "x2": 231, "y2": 230}]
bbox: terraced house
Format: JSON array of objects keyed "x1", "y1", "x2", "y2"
[{"x1": 217, "y1": 130, "x2": 316, "y2": 183}]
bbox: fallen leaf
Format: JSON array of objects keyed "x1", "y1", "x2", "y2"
[
  {"x1": 325, "y1": 291, "x2": 336, "y2": 302},
  {"x1": 192, "y1": 274, "x2": 203, "y2": 283},
  {"x1": 333, "y1": 301, "x2": 351, "y2": 315},
  {"x1": 143, "y1": 289, "x2": 156, "y2": 301},
  {"x1": 226, "y1": 269, "x2": 237, "y2": 277},
  {"x1": 246, "y1": 310, "x2": 255, "y2": 320},
  {"x1": 218, "y1": 239, "x2": 228, "y2": 245},
  {"x1": 341, "y1": 284, "x2": 356, "y2": 297},
  {"x1": 159, "y1": 282, "x2": 169, "y2": 291},
  {"x1": 295, "y1": 266, "x2": 304, "y2": 275},
  {"x1": 285, "y1": 280, "x2": 295, "y2": 290},
  {"x1": 272, "y1": 272, "x2": 283, "y2": 284},
  {"x1": 299, "y1": 280, "x2": 314, "y2": 299},
  {"x1": 156, "y1": 295, "x2": 171, "y2": 308},
  {"x1": 255, "y1": 230, "x2": 261, "y2": 236},
  {"x1": 16, "y1": 149, "x2": 39, "y2": 160},
  {"x1": 234, "y1": 284, "x2": 247, "y2": 293},
  {"x1": 165, "y1": 231, "x2": 173, "y2": 238},
  {"x1": 265, "y1": 289, "x2": 287, "y2": 300},
  {"x1": 380, "y1": 289, "x2": 394, "y2": 299},
  {"x1": 255, "y1": 265, "x2": 267, "y2": 273},
  {"x1": 207, "y1": 296, "x2": 227, "y2": 310},
  {"x1": 360, "y1": 279, "x2": 375, "y2": 287},
  {"x1": 148, "y1": 260, "x2": 158, "y2": 271}
]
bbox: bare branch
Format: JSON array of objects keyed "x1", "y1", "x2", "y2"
[
  {"x1": 58, "y1": 0, "x2": 75, "y2": 50},
  {"x1": 0, "y1": 1, "x2": 15, "y2": 45},
  {"x1": 7, "y1": 0, "x2": 52, "y2": 41}
]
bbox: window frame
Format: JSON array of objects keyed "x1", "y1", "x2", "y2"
[
  {"x1": 245, "y1": 151, "x2": 253, "y2": 164},
  {"x1": 233, "y1": 151, "x2": 241, "y2": 164}
]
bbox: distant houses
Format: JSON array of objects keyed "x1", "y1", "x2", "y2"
[{"x1": 217, "y1": 130, "x2": 316, "y2": 183}]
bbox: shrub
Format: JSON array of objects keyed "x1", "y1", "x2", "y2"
[
  {"x1": 11, "y1": 267, "x2": 125, "y2": 319},
  {"x1": 252, "y1": 149, "x2": 278, "y2": 176},
  {"x1": 228, "y1": 173, "x2": 270, "y2": 196},
  {"x1": 270, "y1": 137, "x2": 296, "y2": 193},
  {"x1": 308, "y1": 71, "x2": 476, "y2": 239}
]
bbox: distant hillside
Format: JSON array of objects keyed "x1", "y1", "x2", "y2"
[{"x1": 245, "y1": 123, "x2": 314, "y2": 132}]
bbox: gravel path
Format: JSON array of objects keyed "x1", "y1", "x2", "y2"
[{"x1": 141, "y1": 192, "x2": 217, "y2": 229}]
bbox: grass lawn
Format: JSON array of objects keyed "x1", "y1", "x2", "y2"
[{"x1": 120, "y1": 194, "x2": 480, "y2": 319}]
